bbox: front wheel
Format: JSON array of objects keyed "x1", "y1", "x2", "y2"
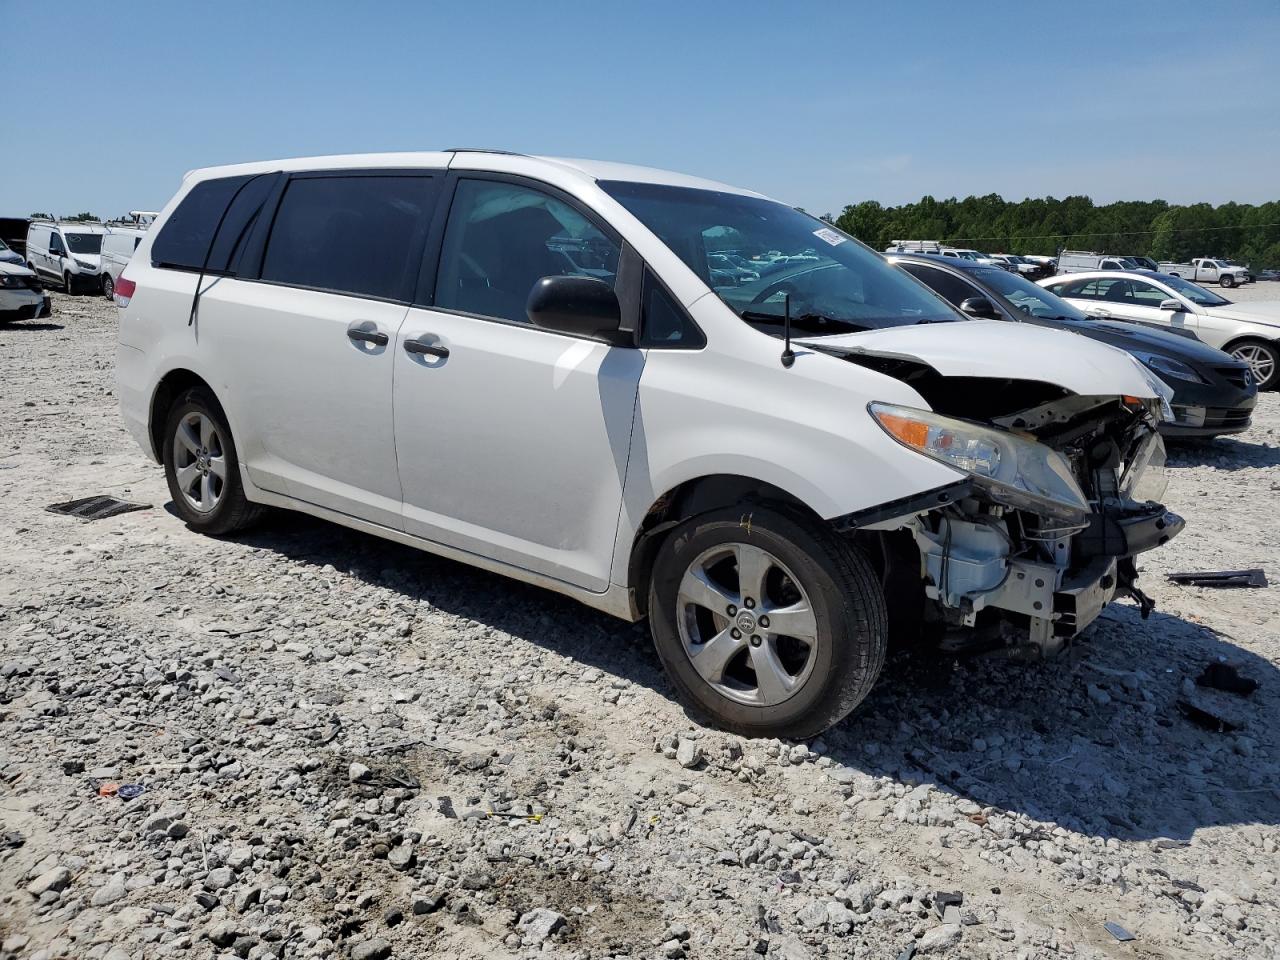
[
  {"x1": 63, "y1": 273, "x2": 76, "y2": 295},
  {"x1": 1221, "y1": 274, "x2": 1236, "y2": 289},
  {"x1": 102, "y1": 274, "x2": 115, "y2": 300},
  {"x1": 162, "y1": 388, "x2": 264, "y2": 534},
  {"x1": 647, "y1": 504, "x2": 887, "y2": 739},
  {"x1": 1229, "y1": 339, "x2": 1280, "y2": 390}
]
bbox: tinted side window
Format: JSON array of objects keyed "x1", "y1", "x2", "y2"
[
  {"x1": 261, "y1": 175, "x2": 436, "y2": 301},
  {"x1": 1126, "y1": 280, "x2": 1168, "y2": 305},
  {"x1": 205, "y1": 174, "x2": 277, "y2": 274},
  {"x1": 435, "y1": 179, "x2": 620, "y2": 325},
  {"x1": 900, "y1": 263, "x2": 979, "y2": 308},
  {"x1": 152, "y1": 175, "x2": 253, "y2": 270},
  {"x1": 640, "y1": 271, "x2": 704, "y2": 348}
]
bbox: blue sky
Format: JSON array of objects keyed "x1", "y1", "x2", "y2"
[{"x1": 3, "y1": 0, "x2": 1277, "y2": 219}]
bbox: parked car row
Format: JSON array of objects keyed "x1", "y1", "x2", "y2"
[
  {"x1": 113, "y1": 149, "x2": 1185, "y2": 737},
  {"x1": 21, "y1": 213, "x2": 157, "y2": 297}
]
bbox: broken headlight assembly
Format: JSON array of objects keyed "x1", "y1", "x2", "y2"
[{"x1": 869, "y1": 402, "x2": 1090, "y2": 526}]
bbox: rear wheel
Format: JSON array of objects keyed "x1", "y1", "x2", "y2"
[
  {"x1": 647, "y1": 504, "x2": 887, "y2": 739},
  {"x1": 1221, "y1": 274, "x2": 1236, "y2": 289},
  {"x1": 102, "y1": 274, "x2": 115, "y2": 300},
  {"x1": 1229, "y1": 340, "x2": 1280, "y2": 391},
  {"x1": 162, "y1": 388, "x2": 264, "y2": 534}
]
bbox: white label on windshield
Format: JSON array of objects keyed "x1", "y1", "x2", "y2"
[{"x1": 812, "y1": 227, "x2": 847, "y2": 247}]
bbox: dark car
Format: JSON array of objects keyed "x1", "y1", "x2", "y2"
[{"x1": 888, "y1": 253, "x2": 1258, "y2": 438}]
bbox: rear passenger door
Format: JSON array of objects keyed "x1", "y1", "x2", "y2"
[
  {"x1": 393, "y1": 175, "x2": 644, "y2": 592},
  {"x1": 194, "y1": 169, "x2": 441, "y2": 528}
]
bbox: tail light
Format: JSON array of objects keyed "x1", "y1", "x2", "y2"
[{"x1": 114, "y1": 274, "x2": 136, "y2": 308}]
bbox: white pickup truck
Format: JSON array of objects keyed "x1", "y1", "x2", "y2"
[{"x1": 1157, "y1": 257, "x2": 1250, "y2": 288}]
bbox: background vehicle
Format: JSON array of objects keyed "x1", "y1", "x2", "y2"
[
  {"x1": 117, "y1": 151, "x2": 1177, "y2": 738},
  {"x1": 1157, "y1": 257, "x2": 1249, "y2": 288},
  {"x1": 1056, "y1": 250, "x2": 1148, "y2": 274},
  {"x1": 0, "y1": 261, "x2": 51, "y2": 324},
  {"x1": 891, "y1": 253, "x2": 1256, "y2": 437},
  {"x1": 884, "y1": 240, "x2": 1011, "y2": 270},
  {"x1": 990, "y1": 253, "x2": 1051, "y2": 279},
  {"x1": 100, "y1": 218, "x2": 150, "y2": 299},
  {"x1": 25, "y1": 220, "x2": 105, "y2": 294},
  {"x1": 0, "y1": 238, "x2": 23, "y2": 266},
  {"x1": 1042, "y1": 270, "x2": 1280, "y2": 389},
  {"x1": 0, "y1": 217, "x2": 30, "y2": 259}
]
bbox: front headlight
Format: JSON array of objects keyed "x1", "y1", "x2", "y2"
[
  {"x1": 869, "y1": 402, "x2": 1091, "y2": 524},
  {"x1": 1135, "y1": 352, "x2": 1207, "y2": 384},
  {"x1": 0, "y1": 275, "x2": 25, "y2": 288},
  {"x1": 74, "y1": 259, "x2": 96, "y2": 271}
]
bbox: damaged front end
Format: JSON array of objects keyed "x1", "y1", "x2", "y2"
[{"x1": 839, "y1": 383, "x2": 1183, "y2": 657}]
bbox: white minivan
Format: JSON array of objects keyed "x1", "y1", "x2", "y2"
[
  {"x1": 100, "y1": 220, "x2": 150, "y2": 299},
  {"x1": 25, "y1": 220, "x2": 106, "y2": 294},
  {"x1": 116, "y1": 151, "x2": 1181, "y2": 737}
]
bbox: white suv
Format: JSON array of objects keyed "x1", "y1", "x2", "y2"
[{"x1": 116, "y1": 151, "x2": 1181, "y2": 737}]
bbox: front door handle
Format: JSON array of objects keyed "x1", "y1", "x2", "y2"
[
  {"x1": 404, "y1": 337, "x2": 450, "y2": 359},
  {"x1": 347, "y1": 327, "x2": 388, "y2": 346}
]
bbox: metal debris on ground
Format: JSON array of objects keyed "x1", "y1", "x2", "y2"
[
  {"x1": 1196, "y1": 662, "x2": 1260, "y2": 697},
  {"x1": 117, "y1": 784, "x2": 146, "y2": 800},
  {"x1": 934, "y1": 891, "x2": 964, "y2": 919},
  {"x1": 1104, "y1": 921, "x2": 1136, "y2": 942},
  {"x1": 1177, "y1": 699, "x2": 1243, "y2": 733},
  {"x1": 1166, "y1": 568, "x2": 1267, "y2": 588},
  {"x1": 45, "y1": 495, "x2": 150, "y2": 522}
]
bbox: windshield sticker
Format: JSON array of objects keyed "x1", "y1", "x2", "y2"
[{"x1": 812, "y1": 227, "x2": 847, "y2": 247}]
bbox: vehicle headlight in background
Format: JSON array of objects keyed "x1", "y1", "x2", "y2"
[
  {"x1": 74, "y1": 259, "x2": 96, "y2": 270},
  {"x1": 869, "y1": 402, "x2": 1090, "y2": 524},
  {"x1": 1134, "y1": 352, "x2": 1207, "y2": 385}
]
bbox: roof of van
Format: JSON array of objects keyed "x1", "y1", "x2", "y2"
[{"x1": 179, "y1": 151, "x2": 765, "y2": 199}]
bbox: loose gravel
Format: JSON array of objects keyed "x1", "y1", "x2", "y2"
[{"x1": 1, "y1": 290, "x2": 1278, "y2": 960}]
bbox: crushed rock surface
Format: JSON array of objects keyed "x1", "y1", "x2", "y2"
[{"x1": 1, "y1": 291, "x2": 1279, "y2": 959}]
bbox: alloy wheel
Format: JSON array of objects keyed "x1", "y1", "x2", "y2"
[
  {"x1": 103, "y1": 274, "x2": 114, "y2": 300},
  {"x1": 1230, "y1": 344, "x2": 1276, "y2": 385},
  {"x1": 172, "y1": 412, "x2": 227, "y2": 513},
  {"x1": 675, "y1": 542, "x2": 818, "y2": 707}
]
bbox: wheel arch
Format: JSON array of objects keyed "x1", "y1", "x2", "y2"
[
  {"x1": 625, "y1": 474, "x2": 824, "y2": 619},
  {"x1": 148, "y1": 368, "x2": 220, "y2": 460}
]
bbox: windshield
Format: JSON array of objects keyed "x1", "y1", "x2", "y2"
[
  {"x1": 65, "y1": 233, "x2": 103, "y2": 254},
  {"x1": 600, "y1": 181, "x2": 958, "y2": 335},
  {"x1": 970, "y1": 268, "x2": 1089, "y2": 321},
  {"x1": 1161, "y1": 274, "x2": 1229, "y2": 306}
]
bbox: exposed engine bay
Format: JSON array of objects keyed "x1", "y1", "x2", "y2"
[{"x1": 830, "y1": 360, "x2": 1184, "y2": 656}]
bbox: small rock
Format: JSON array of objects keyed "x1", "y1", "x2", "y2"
[
  {"x1": 351, "y1": 939, "x2": 392, "y2": 960},
  {"x1": 91, "y1": 873, "x2": 128, "y2": 906},
  {"x1": 517, "y1": 907, "x2": 566, "y2": 944},
  {"x1": 918, "y1": 924, "x2": 962, "y2": 953},
  {"x1": 1086, "y1": 683, "x2": 1112, "y2": 706},
  {"x1": 26, "y1": 867, "x2": 71, "y2": 897},
  {"x1": 204, "y1": 867, "x2": 235, "y2": 891},
  {"x1": 412, "y1": 893, "x2": 445, "y2": 915},
  {"x1": 349, "y1": 762, "x2": 372, "y2": 783},
  {"x1": 676, "y1": 739, "x2": 702, "y2": 769}
]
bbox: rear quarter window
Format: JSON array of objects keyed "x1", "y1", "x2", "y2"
[{"x1": 151, "y1": 174, "x2": 273, "y2": 273}]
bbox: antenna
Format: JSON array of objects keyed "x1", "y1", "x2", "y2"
[{"x1": 781, "y1": 293, "x2": 795, "y2": 368}]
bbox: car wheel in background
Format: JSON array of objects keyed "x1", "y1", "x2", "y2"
[
  {"x1": 1221, "y1": 274, "x2": 1236, "y2": 288},
  {"x1": 102, "y1": 274, "x2": 115, "y2": 300},
  {"x1": 162, "y1": 387, "x2": 265, "y2": 535},
  {"x1": 1229, "y1": 339, "x2": 1280, "y2": 391},
  {"x1": 647, "y1": 503, "x2": 887, "y2": 739},
  {"x1": 63, "y1": 273, "x2": 75, "y2": 295}
]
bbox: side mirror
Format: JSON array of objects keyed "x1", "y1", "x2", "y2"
[
  {"x1": 526, "y1": 275, "x2": 625, "y2": 343},
  {"x1": 1159, "y1": 298, "x2": 1182, "y2": 311},
  {"x1": 958, "y1": 295, "x2": 1000, "y2": 320}
]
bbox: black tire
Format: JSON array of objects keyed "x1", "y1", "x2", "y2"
[
  {"x1": 162, "y1": 387, "x2": 264, "y2": 535},
  {"x1": 1228, "y1": 339, "x2": 1280, "y2": 391},
  {"x1": 647, "y1": 503, "x2": 887, "y2": 739},
  {"x1": 1220, "y1": 274, "x2": 1235, "y2": 289},
  {"x1": 102, "y1": 274, "x2": 115, "y2": 300},
  {"x1": 63, "y1": 272, "x2": 75, "y2": 295}
]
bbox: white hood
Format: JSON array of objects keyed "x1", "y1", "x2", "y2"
[
  {"x1": 801, "y1": 319, "x2": 1167, "y2": 400},
  {"x1": 1210, "y1": 300, "x2": 1280, "y2": 328}
]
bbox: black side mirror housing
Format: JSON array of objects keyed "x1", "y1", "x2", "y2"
[
  {"x1": 958, "y1": 295, "x2": 1000, "y2": 320},
  {"x1": 1159, "y1": 298, "x2": 1182, "y2": 311},
  {"x1": 527, "y1": 275, "x2": 626, "y2": 344}
]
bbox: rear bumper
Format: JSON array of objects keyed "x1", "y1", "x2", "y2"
[{"x1": 0, "y1": 294, "x2": 51, "y2": 321}]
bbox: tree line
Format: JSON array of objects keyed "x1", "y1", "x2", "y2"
[{"x1": 831, "y1": 195, "x2": 1280, "y2": 269}]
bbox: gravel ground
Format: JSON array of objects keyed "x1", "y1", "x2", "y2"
[{"x1": 1, "y1": 289, "x2": 1279, "y2": 960}]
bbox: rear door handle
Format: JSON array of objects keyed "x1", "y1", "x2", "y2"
[
  {"x1": 404, "y1": 337, "x2": 450, "y2": 359},
  {"x1": 346, "y1": 327, "x2": 388, "y2": 346}
]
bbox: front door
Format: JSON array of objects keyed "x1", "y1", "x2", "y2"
[
  {"x1": 200, "y1": 171, "x2": 440, "y2": 529},
  {"x1": 393, "y1": 177, "x2": 643, "y2": 592}
]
